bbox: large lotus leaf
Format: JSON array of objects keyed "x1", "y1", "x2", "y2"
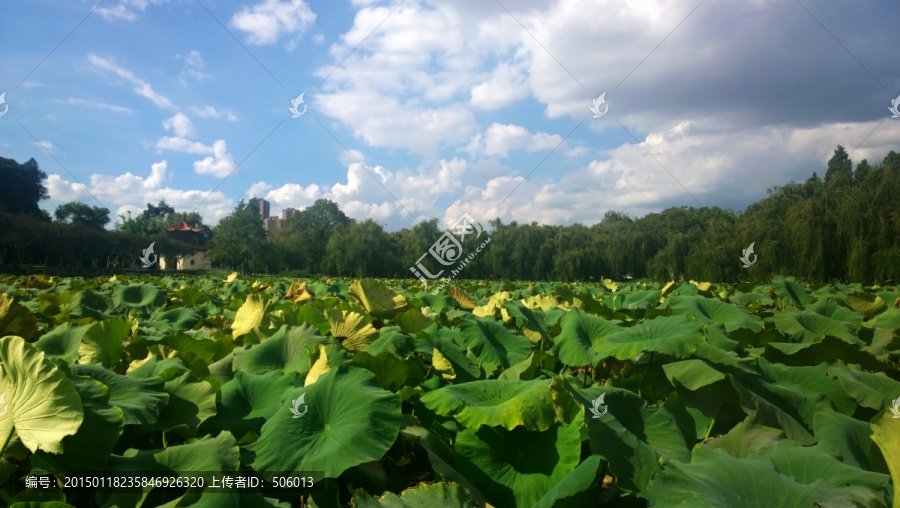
[
  {"x1": 448, "y1": 287, "x2": 477, "y2": 310},
  {"x1": 78, "y1": 318, "x2": 129, "y2": 368},
  {"x1": 844, "y1": 293, "x2": 887, "y2": 316},
  {"x1": 232, "y1": 324, "x2": 328, "y2": 375},
  {"x1": 144, "y1": 307, "x2": 203, "y2": 333},
  {"x1": 533, "y1": 455, "x2": 603, "y2": 508},
  {"x1": 33, "y1": 322, "x2": 87, "y2": 363},
  {"x1": 111, "y1": 282, "x2": 166, "y2": 315},
  {"x1": 773, "y1": 308, "x2": 860, "y2": 344},
  {"x1": 705, "y1": 417, "x2": 784, "y2": 458},
  {"x1": 807, "y1": 298, "x2": 864, "y2": 331},
  {"x1": 0, "y1": 294, "x2": 37, "y2": 340},
  {"x1": 870, "y1": 411, "x2": 900, "y2": 508},
  {"x1": 390, "y1": 308, "x2": 437, "y2": 335},
  {"x1": 0, "y1": 337, "x2": 83, "y2": 454},
  {"x1": 67, "y1": 289, "x2": 113, "y2": 320},
  {"x1": 420, "y1": 378, "x2": 558, "y2": 431},
  {"x1": 453, "y1": 421, "x2": 581, "y2": 507},
  {"x1": 826, "y1": 363, "x2": 900, "y2": 410},
  {"x1": 352, "y1": 481, "x2": 476, "y2": 507},
  {"x1": 459, "y1": 315, "x2": 531, "y2": 369},
  {"x1": 399, "y1": 424, "x2": 489, "y2": 504},
  {"x1": 768, "y1": 439, "x2": 890, "y2": 507},
  {"x1": 351, "y1": 351, "x2": 425, "y2": 392},
  {"x1": 200, "y1": 371, "x2": 303, "y2": 440},
  {"x1": 365, "y1": 330, "x2": 417, "y2": 358},
  {"x1": 32, "y1": 367, "x2": 124, "y2": 471},
  {"x1": 150, "y1": 372, "x2": 217, "y2": 433},
  {"x1": 551, "y1": 308, "x2": 620, "y2": 367},
  {"x1": 247, "y1": 365, "x2": 401, "y2": 479},
  {"x1": 99, "y1": 431, "x2": 240, "y2": 507},
  {"x1": 667, "y1": 295, "x2": 763, "y2": 333},
  {"x1": 771, "y1": 276, "x2": 813, "y2": 306},
  {"x1": 607, "y1": 289, "x2": 661, "y2": 311},
  {"x1": 814, "y1": 409, "x2": 880, "y2": 471},
  {"x1": 643, "y1": 445, "x2": 822, "y2": 507},
  {"x1": 73, "y1": 364, "x2": 169, "y2": 426},
  {"x1": 349, "y1": 279, "x2": 408, "y2": 319},
  {"x1": 232, "y1": 294, "x2": 269, "y2": 338},
  {"x1": 594, "y1": 316, "x2": 705, "y2": 361},
  {"x1": 868, "y1": 309, "x2": 900, "y2": 331},
  {"x1": 503, "y1": 301, "x2": 551, "y2": 339},
  {"x1": 431, "y1": 334, "x2": 481, "y2": 382},
  {"x1": 662, "y1": 359, "x2": 726, "y2": 391},
  {"x1": 326, "y1": 308, "x2": 378, "y2": 352}
]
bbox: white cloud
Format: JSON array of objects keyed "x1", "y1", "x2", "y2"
[
  {"x1": 230, "y1": 0, "x2": 316, "y2": 47},
  {"x1": 246, "y1": 181, "x2": 274, "y2": 199},
  {"x1": 97, "y1": 0, "x2": 167, "y2": 21},
  {"x1": 88, "y1": 54, "x2": 175, "y2": 109},
  {"x1": 155, "y1": 137, "x2": 212, "y2": 155},
  {"x1": 465, "y1": 123, "x2": 563, "y2": 158},
  {"x1": 191, "y1": 105, "x2": 238, "y2": 121},
  {"x1": 193, "y1": 140, "x2": 236, "y2": 177},
  {"x1": 180, "y1": 50, "x2": 210, "y2": 82},
  {"x1": 32, "y1": 141, "x2": 56, "y2": 153},
  {"x1": 47, "y1": 161, "x2": 233, "y2": 225},
  {"x1": 470, "y1": 62, "x2": 529, "y2": 111},
  {"x1": 162, "y1": 112, "x2": 197, "y2": 138},
  {"x1": 59, "y1": 98, "x2": 134, "y2": 114}
]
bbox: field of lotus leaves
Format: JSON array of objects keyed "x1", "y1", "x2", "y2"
[{"x1": 0, "y1": 273, "x2": 898, "y2": 507}]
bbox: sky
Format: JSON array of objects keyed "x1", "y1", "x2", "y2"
[{"x1": 1, "y1": 0, "x2": 898, "y2": 232}]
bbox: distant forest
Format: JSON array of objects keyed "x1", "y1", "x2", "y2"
[{"x1": 1, "y1": 145, "x2": 898, "y2": 284}]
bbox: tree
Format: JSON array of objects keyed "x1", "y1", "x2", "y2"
[
  {"x1": 54, "y1": 202, "x2": 110, "y2": 230},
  {"x1": 207, "y1": 200, "x2": 270, "y2": 273},
  {"x1": 0, "y1": 157, "x2": 49, "y2": 216},
  {"x1": 116, "y1": 201, "x2": 210, "y2": 241},
  {"x1": 824, "y1": 145, "x2": 852, "y2": 186},
  {"x1": 279, "y1": 199, "x2": 349, "y2": 273}
]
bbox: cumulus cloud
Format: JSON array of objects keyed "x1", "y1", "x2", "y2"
[
  {"x1": 162, "y1": 112, "x2": 197, "y2": 138},
  {"x1": 46, "y1": 161, "x2": 234, "y2": 225},
  {"x1": 191, "y1": 105, "x2": 238, "y2": 121},
  {"x1": 465, "y1": 123, "x2": 564, "y2": 158},
  {"x1": 193, "y1": 140, "x2": 237, "y2": 178},
  {"x1": 88, "y1": 54, "x2": 175, "y2": 109},
  {"x1": 230, "y1": 0, "x2": 316, "y2": 47},
  {"x1": 97, "y1": 0, "x2": 168, "y2": 21}
]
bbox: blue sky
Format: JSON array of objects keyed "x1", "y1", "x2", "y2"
[{"x1": 1, "y1": 0, "x2": 898, "y2": 231}]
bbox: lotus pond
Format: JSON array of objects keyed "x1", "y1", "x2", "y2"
[{"x1": 0, "y1": 274, "x2": 898, "y2": 507}]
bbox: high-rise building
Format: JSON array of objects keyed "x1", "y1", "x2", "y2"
[
  {"x1": 250, "y1": 197, "x2": 270, "y2": 219},
  {"x1": 264, "y1": 216, "x2": 281, "y2": 233},
  {"x1": 282, "y1": 207, "x2": 296, "y2": 221}
]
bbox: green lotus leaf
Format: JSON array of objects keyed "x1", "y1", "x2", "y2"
[
  {"x1": 144, "y1": 307, "x2": 203, "y2": 333},
  {"x1": 351, "y1": 351, "x2": 425, "y2": 392},
  {"x1": 813, "y1": 409, "x2": 880, "y2": 471},
  {"x1": 533, "y1": 455, "x2": 603, "y2": 508},
  {"x1": 326, "y1": 308, "x2": 378, "y2": 352},
  {"x1": 843, "y1": 293, "x2": 887, "y2": 316},
  {"x1": 232, "y1": 294, "x2": 269, "y2": 339},
  {"x1": 771, "y1": 276, "x2": 812, "y2": 306},
  {"x1": 0, "y1": 295, "x2": 37, "y2": 340},
  {"x1": 594, "y1": 316, "x2": 705, "y2": 361},
  {"x1": 503, "y1": 301, "x2": 551, "y2": 340},
  {"x1": 868, "y1": 308, "x2": 900, "y2": 331},
  {"x1": 32, "y1": 366, "x2": 124, "y2": 471},
  {"x1": 826, "y1": 363, "x2": 900, "y2": 410},
  {"x1": 551, "y1": 307, "x2": 620, "y2": 367},
  {"x1": 667, "y1": 295, "x2": 763, "y2": 333},
  {"x1": 0, "y1": 336, "x2": 83, "y2": 454},
  {"x1": 459, "y1": 315, "x2": 531, "y2": 369},
  {"x1": 150, "y1": 371, "x2": 217, "y2": 433},
  {"x1": 200, "y1": 371, "x2": 303, "y2": 441},
  {"x1": 349, "y1": 279, "x2": 408, "y2": 319},
  {"x1": 67, "y1": 289, "x2": 113, "y2": 320},
  {"x1": 390, "y1": 308, "x2": 437, "y2": 335},
  {"x1": 365, "y1": 330, "x2": 417, "y2": 358},
  {"x1": 453, "y1": 421, "x2": 581, "y2": 507},
  {"x1": 773, "y1": 308, "x2": 861, "y2": 344},
  {"x1": 248, "y1": 365, "x2": 401, "y2": 479},
  {"x1": 232, "y1": 324, "x2": 328, "y2": 375},
  {"x1": 662, "y1": 359, "x2": 726, "y2": 391},
  {"x1": 807, "y1": 298, "x2": 864, "y2": 331},
  {"x1": 607, "y1": 289, "x2": 661, "y2": 310},
  {"x1": 111, "y1": 282, "x2": 166, "y2": 315},
  {"x1": 352, "y1": 481, "x2": 476, "y2": 507},
  {"x1": 421, "y1": 378, "x2": 558, "y2": 431},
  {"x1": 869, "y1": 410, "x2": 900, "y2": 507},
  {"x1": 431, "y1": 333, "x2": 481, "y2": 382},
  {"x1": 705, "y1": 417, "x2": 784, "y2": 458},
  {"x1": 78, "y1": 318, "x2": 129, "y2": 368},
  {"x1": 73, "y1": 364, "x2": 169, "y2": 426},
  {"x1": 33, "y1": 322, "x2": 87, "y2": 363},
  {"x1": 643, "y1": 445, "x2": 822, "y2": 507}
]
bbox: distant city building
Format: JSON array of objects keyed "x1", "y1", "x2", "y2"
[
  {"x1": 282, "y1": 207, "x2": 296, "y2": 221},
  {"x1": 158, "y1": 219, "x2": 211, "y2": 271},
  {"x1": 264, "y1": 216, "x2": 283, "y2": 233},
  {"x1": 250, "y1": 197, "x2": 270, "y2": 219}
]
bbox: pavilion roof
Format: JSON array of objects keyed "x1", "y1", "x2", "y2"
[{"x1": 164, "y1": 219, "x2": 205, "y2": 232}]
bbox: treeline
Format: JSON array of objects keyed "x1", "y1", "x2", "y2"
[{"x1": 2, "y1": 146, "x2": 899, "y2": 284}]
